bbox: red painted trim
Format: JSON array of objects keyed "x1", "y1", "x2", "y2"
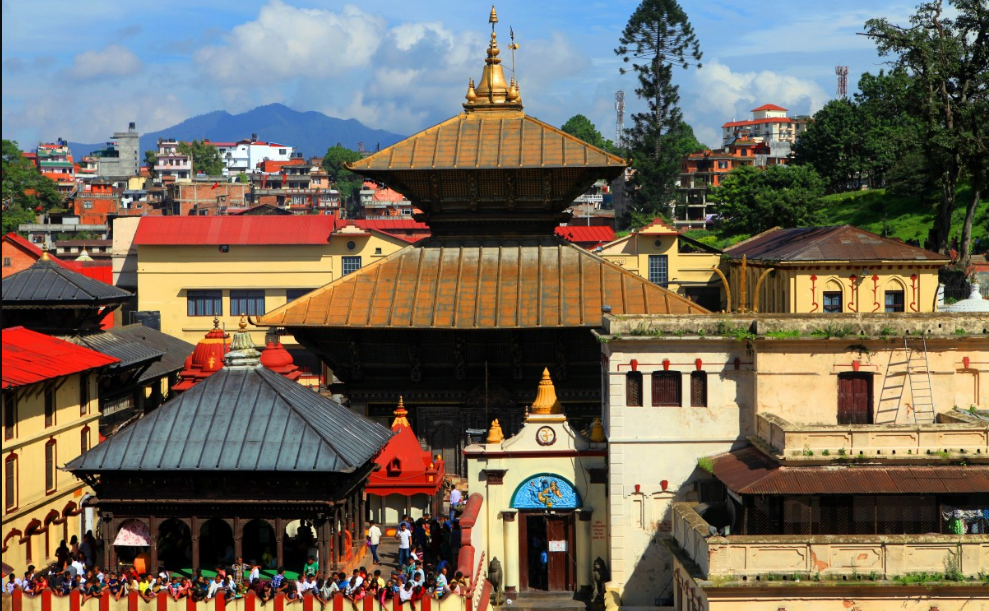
[
  {"x1": 909, "y1": 274, "x2": 919, "y2": 312},
  {"x1": 186, "y1": 592, "x2": 197, "y2": 611},
  {"x1": 466, "y1": 450, "x2": 607, "y2": 458},
  {"x1": 128, "y1": 590, "x2": 139, "y2": 611},
  {"x1": 158, "y1": 592, "x2": 169, "y2": 611},
  {"x1": 246, "y1": 591, "x2": 257, "y2": 611},
  {"x1": 216, "y1": 592, "x2": 226, "y2": 611},
  {"x1": 12, "y1": 587, "x2": 23, "y2": 611},
  {"x1": 363, "y1": 595, "x2": 374, "y2": 611},
  {"x1": 70, "y1": 590, "x2": 82, "y2": 611},
  {"x1": 421, "y1": 596, "x2": 431, "y2": 611},
  {"x1": 40, "y1": 586, "x2": 51, "y2": 611},
  {"x1": 275, "y1": 593, "x2": 286, "y2": 611},
  {"x1": 100, "y1": 591, "x2": 110, "y2": 611},
  {"x1": 871, "y1": 275, "x2": 881, "y2": 312},
  {"x1": 303, "y1": 593, "x2": 313, "y2": 611},
  {"x1": 332, "y1": 594, "x2": 343, "y2": 611},
  {"x1": 808, "y1": 274, "x2": 819, "y2": 313},
  {"x1": 846, "y1": 275, "x2": 858, "y2": 312}
]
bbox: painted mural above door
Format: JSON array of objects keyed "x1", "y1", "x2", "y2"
[{"x1": 511, "y1": 474, "x2": 580, "y2": 510}]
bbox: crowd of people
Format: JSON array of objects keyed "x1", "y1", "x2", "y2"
[{"x1": 4, "y1": 512, "x2": 470, "y2": 608}]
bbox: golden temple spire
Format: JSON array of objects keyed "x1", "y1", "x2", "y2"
[
  {"x1": 487, "y1": 418, "x2": 505, "y2": 443},
  {"x1": 530, "y1": 368, "x2": 563, "y2": 417},
  {"x1": 465, "y1": 5, "x2": 522, "y2": 111},
  {"x1": 391, "y1": 396, "x2": 411, "y2": 430},
  {"x1": 589, "y1": 418, "x2": 606, "y2": 443}
]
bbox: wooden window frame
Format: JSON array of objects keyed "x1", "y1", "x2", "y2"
[
  {"x1": 44, "y1": 387, "x2": 55, "y2": 428},
  {"x1": 822, "y1": 291, "x2": 842, "y2": 313},
  {"x1": 186, "y1": 290, "x2": 223, "y2": 317},
  {"x1": 651, "y1": 371, "x2": 682, "y2": 407},
  {"x1": 3, "y1": 393, "x2": 14, "y2": 441},
  {"x1": 626, "y1": 372, "x2": 643, "y2": 407},
  {"x1": 690, "y1": 371, "x2": 708, "y2": 407},
  {"x1": 884, "y1": 290, "x2": 905, "y2": 313},
  {"x1": 45, "y1": 439, "x2": 56, "y2": 494},
  {"x1": 4, "y1": 453, "x2": 16, "y2": 512},
  {"x1": 79, "y1": 373, "x2": 89, "y2": 416},
  {"x1": 81, "y1": 426, "x2": 90, "y2": 454},
  {"x1": 230, "y1": 289, "x2": 266, "y2": 317}
]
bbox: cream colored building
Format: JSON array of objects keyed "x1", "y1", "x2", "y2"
[
  {"x1": 133, "y1": 216, "x2": 412, "y2": 356},
  {"x1": 725, "y1": 225, "x2": 950, "y2": 314},
  {"x1": 465, "y1": 370, "x2": 609, "y2": 598},
  {"x1": 598, "y1": 219, "x2": 724, "y2": 311},
  {"x1": 2, "y1": 328, "x2": 118, "y2": 571},
  {"x1": 598, "y1": 312, "x2": 988, "y2": 608}
]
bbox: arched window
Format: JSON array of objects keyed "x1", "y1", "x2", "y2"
[
  {"x1": 823, "y1": 279, "x2": 843, "y2": 313},
  {"x1": 884, "y1": 278, "x2": 906, "y2": 313}
]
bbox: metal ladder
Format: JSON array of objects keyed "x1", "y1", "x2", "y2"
[{"x1": 875, "y1": 336, "x2": 936, "y2": 424}]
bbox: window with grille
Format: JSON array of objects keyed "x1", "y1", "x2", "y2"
[
  {"x1": 626, "y1": 372, "x2": 643, "y2": 407},
  {"x1": 342, "y1": 256, "x2": 362, "y2": 275},
  {"x1": 230, "y1": 290, "x2": 265, "y2": 316},
  {"x1": 79, "y1": 374, "x2": 89, "y2": 416},
  {"x1": 45, "y1": 440, "x2": 56, "y2": 493},
  {"x1": 690, "y1": 372, "x2": 708, "y2": 407},
  {"x1": 823, "y1": 291, "x2": 842, "y2": 313},
  {"x1": 648, "y1": 255, "x2": 668, "y2": 287},
  {"x1": 44, "y1": 388, "x2": 55, "y2": 427},
  {"x1": 4, "y1": 454, "x2": 16, "y2": 510},
  {"x1": 884, "y1": 290, "x2": 904, "y2": 312},
  {"x1": 3, "y1": 394, "x2": 14, "y2": 440},
  {"x1": 651, "y1": 372, "x2": 681, "y2": 407},
  {"x1": 187, "y1": 290, "x2": 222, "y2": 317}
]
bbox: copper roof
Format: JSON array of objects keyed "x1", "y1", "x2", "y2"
[
  {"x1": 347, "y1": 111, "x2": 625, "y2": 173},
  {"x1": 711, "y1": 447, "x2": 989, "y2": 495},
  {"x1": 726, "y1": 226, "x2": 950, "y2": 263},
  {"x1": 258, "y1": 237, "x2": 708, "y2": 329}
]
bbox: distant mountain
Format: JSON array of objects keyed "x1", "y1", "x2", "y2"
[{"x1": 68, "y1": 103, "x2": 405, "y2": 161}]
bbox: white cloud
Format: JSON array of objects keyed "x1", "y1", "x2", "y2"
[
  {"x1": 71, "y1": 44, "x2": 142, "y2": 80},
  {"x1": 194, "y1": 1, "x2": 386, "y2": 84}
]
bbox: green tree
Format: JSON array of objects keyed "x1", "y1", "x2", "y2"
[
  {"x1": 1, "y1": 204, "x2": 36, "y2": 235},
  {"x1": 616, "y1": 0, "x2": 702, "y2": 218},
  {"x1": 854, "y1": 68, "x2": 924, "y2": 189},
  {"x1": 712, "y1": 164, "x2": 826, "y2": 237},
  {"x1": 864, "y1": 0, "x2": 989, "y2": 261},
  {"x1": 2, "y1": 139, "x2": 62, "y2": 217},
  {"x1": 236, "y1": 172, "x2": 250, "y2": 184},
  {"x1": 176, "y1": 140, "x2": 225, "y2": 176},
  {"x1": 322, "y1": 145, "x2": 364, "y2": 204},
  {"x1": 794, "y1": 99, "x2": 866, "y2": 193},
  {"x1": 560, "y1": 114, "x2": 618, "y2": 153},
  {"x1": 144, "y1": 150, "x2": 157, "y2": 178}
]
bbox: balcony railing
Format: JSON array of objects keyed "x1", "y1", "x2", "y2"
[
  {"x1": 671, "y1": 502, "x2": 989, "y2": 581},
  {"x1": 755, "y1": 413, "x2": 989, "y2": 461}
]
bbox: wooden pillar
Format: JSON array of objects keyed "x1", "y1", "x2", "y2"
[
  {"x1": 318, "y1": 519, "x2": 329, "y2": 569},
  {"x1": 358, "y1": 493, "x2": 366, "y2": 545},
  {"x1": 234, "y1": 517, "x2": 243, "y2": 564},
  {"x1": 149, "y1": 516, "x2": 159, "y2": 573},
  {"x1": 191, "y1": 516, "x2": 199, "y2": 574},
  {"x1": 275, "y1": 518, "x2": 284, "y2": 570},
  {"x1": 104, "y1": 514, "x2": 116, "y2": 571},
  {"x1": 333, "y1": 507, "x2": 342, "y2": 566}
]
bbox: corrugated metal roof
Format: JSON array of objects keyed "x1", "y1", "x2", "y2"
[
  {"x1": 2, "y1": 259, "x2": 132, "y2": 304},
  {"x1": 347, "y1": 111, "x2": 626, "y2": 172},
  {"x1": 133, "y1": 216, "x2": 343, "y2": 246},
  {"x1": 66, "y1": 366, "x2": 392, "y2": 473},
  {"x1": 258, "y1": 236, "x2": 708, "y2": 329},
  {"x1": 107, "y1": 324, "x2": 195, "y2": 383},
  {"x1": 725, "y1": 226, "x2": 950, "y2": 262},
  {"x1": 2, "y1": 327, "x2": 120, "y2": 389},
  {"x1": 61, "y1": 331, "x2": 165, "y2": 371},
  {"x1": 711, "y1": 447, "x2": 989, "y2": 495},
  {"x1": 554, "y1": 225, "x2": 615, "y2": 245}
]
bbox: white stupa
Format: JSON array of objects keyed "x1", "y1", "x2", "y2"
[{"x1": 941, "y1": 283, "x2": 989, "y2": 313}]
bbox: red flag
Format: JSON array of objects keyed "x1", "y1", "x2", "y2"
[{"x1": 211, "y1": 181, "x2": 219, "y2": 190}]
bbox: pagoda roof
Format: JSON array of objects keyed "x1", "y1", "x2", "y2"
[
  {"x1": 66, "y1": 365, "x2": 392, "y2": 473},
  {"x1": 367, "y1": 400, "x2": 444, "y2": 496},
  {"x1": 258, "y1": 236, "x2": 709, "y2": 330},
  {"x1": 347, "y1": 110, "x2": 625, "y2": 174},
  {"x1": 2, "y1": 257, "x2": 132, "y2": 306}
]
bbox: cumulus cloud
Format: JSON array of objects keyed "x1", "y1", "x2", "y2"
[
  {"x1": 71, "y1": 44, "x2": 142, "y2": 80},
  {"x1": 195, "y1": 1, "x2": 386, "y2": 84}
]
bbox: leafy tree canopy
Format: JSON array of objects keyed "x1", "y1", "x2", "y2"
[
  {"x1": 712, "y1": 164, "x2": 826, "y2": 237},
  {"x1": 176, "y1": 140, "x2": 225, "y2": 176},
  {"x1": 322, "y1": 145, "x2": 364, "y2": 203},
  {"x1": 560, "y1": 114, "x2": 619, "y2": 154},
  {"x1": 2, "y1": 139, "x2": 62, "y2": 224}
]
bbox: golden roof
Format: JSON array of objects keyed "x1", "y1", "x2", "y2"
[{"x1": 257, "y1": 237, "x2": 709, "y2": 329}]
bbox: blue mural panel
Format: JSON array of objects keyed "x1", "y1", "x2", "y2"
[{"x1": 511, "y1": 474, "x2": 580, "y2": 509}]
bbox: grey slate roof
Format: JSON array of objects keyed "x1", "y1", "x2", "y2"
[
  {"x1": 107, "y1": 324, "x2": 195, "y2": 383},
  {"x1": 66, "y1": 365, "x2": 392, "y2": 473},
  {"x1": 2, "y1": 260, "x2": 132, "y2": 305},
  {"x1": 63, "y1": 331, "x2": 165, "y2": 371}
]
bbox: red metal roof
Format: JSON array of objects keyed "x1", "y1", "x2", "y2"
[
  {"x1": 751, "y1": 104, "x2": 788, "y2": 112},
  {"x1": 367, "y1": 403, "x2": 443, "y2": 496},
  {"x1": 2, "y1": 327, "x2": 120, "y2": 389},
  {"x1": 353, "y1": 219, "x2": 430, "y2": 232},
  {"x1": 722, "y1": 117, "x2": 794, "y2": 128},
  {"x1": 711, "y1": 447, "x2": 989, "y2": 495},
  {"x1": 554, "y1": 225, "x2": 615, "y2": 245},
  {"x1": 133, "y1": 216, "x2": 344, "y2": 246}
]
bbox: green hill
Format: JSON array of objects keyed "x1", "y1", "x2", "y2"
[{"x1": 820, "y1": 186, "x2": 988, "y2": 246}]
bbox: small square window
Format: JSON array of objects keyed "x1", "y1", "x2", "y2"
[
  {"x1": 342, "y1": 256, "x2": 362, "y2": 276},
  {"x1": 885, "y1": 290, "x2": 905, "y2": 313},
  {"x1": 823, "y1": 291, "x2": 842, "y2": 313}
]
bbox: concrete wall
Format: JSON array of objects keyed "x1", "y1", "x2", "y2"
[
  {"x1": 366, "y1": 493, "x2": 433, "y2": 526},
  {"x1": 2, "y1": 373, "x2": 98, "y2": 569}
]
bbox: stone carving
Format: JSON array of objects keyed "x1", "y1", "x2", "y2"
[
  {"x1": 512, "y1": 475, "x2": 579, "y2": 510},
  {"x1": 487, "y1": 557, "x2": 505, "y2": 604},
  {"x1": 592, "y1": 557, "x2": 610, "y2": 604}
]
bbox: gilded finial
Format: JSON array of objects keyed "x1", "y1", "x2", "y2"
[
  {"x1": 489, "y1": 5, "x2": 498, "y2": 26},
  {"x1": 486, "y1": 418, "x2": 504, "y2": 443},
  {"x1": 589, "y1": 418, "x2": 606, "y2": 443},
  {"x1": 530, "y1": 368, "x2": 563, "y2": 416},
  {"x1": 465, "y1": 5, "x2": 522, "y2": 110},
  {"x1": 40, "y1": 251, "x2": 51, "y2": 261},
  {"x1": 466, "y1": 78, "x2": 477, "y2": 102},
  {"x1": 391, "y1": 396, "x2": 411, "y2": 429},
  {"x1": 212, "y1": 316, "x2": 220, "y2": 330},
  {"x1": 238, "y1": 314, "x2": 248, "y2": 330}
]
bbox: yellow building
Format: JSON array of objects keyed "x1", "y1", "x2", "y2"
[
  {"x1": 598, "y1": 218, "x2": 724, "y2": 311},
  {"x1": 2, "y1": 327, "x2": 119, "y2": 571},
  {"x1": 133, "y1": 216, "x2": 414, "y2": 370},
  {"x1": 725, "y1": 225, "x2": 950, "y2": 313}
]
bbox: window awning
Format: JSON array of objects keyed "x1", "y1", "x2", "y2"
[
  {"x1": 711, "y1": 447, "x2": 989, "y2": 495},
  {"x1": 113, "y1": 520, "x2": 151, "y2": 547}
]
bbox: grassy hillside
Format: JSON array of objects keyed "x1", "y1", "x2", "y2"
[{"x1": 820, "y1": 185, "x2": 988, "y2": 246}]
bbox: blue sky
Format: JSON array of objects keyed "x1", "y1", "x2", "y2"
[{"x1": 1, "y1": 0, "x2": 918, "y2": 153}]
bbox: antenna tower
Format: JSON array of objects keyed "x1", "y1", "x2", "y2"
[
  {"x1": 615, "y1": 90, "x2": 625, "y2": 148},
  {"x1": 835, "y1": 66, "x2": 849, "y2": 99}
]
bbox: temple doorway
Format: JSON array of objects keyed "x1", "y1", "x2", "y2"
[
  {"x1": 243, "y1": 519, "x2": 277, "y2": 570},
  {"x1": 519, "y1": 512, "x2": 575, "y2": 592},
  {"x1": 199, "y1": 519, "x2": 234, "y2": 569},
  {"x1": 156, "y1": 519, "x2": 192, "y2": 572}
]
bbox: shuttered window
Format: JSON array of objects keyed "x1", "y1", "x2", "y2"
[
  {"x1": 626, "y1": 372, "x2": 643, "y2": 407},
  {"x1": 4, "y1": 454, "x2": 16, "y2": 510},
  {"x1": 44, "y1": 388, "x2": 55, "y2": 427},
  {"x1": 79, "y1": 373, "x2": 89, "y2": 416},
  {"x1": 45, "y1": 440, "x2": 56, "y2": 493},
  {"x1": 690, "y1": 372, "x2": 708, "y2": 407},
  {"x1": 651, "y1": 372, "x2": 681, "y2": 407}
]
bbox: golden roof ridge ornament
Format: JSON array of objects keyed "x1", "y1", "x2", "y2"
[
  {"x1": 391, "y1": 396, "x2": 411, "y2": 430},
  {"x1": 464, "y1": 5, "x2": 523, "y2": 112},
  {"x1": 528, "y1": 367, "x2": 565, "y2": 421}
]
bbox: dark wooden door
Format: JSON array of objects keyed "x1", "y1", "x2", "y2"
[
  {"x1": 545, "y1": 516, "x2": 571, "y2": 591},
  {"x1": 838, "y1": 373, "x2": 873, "y2": 424}
]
